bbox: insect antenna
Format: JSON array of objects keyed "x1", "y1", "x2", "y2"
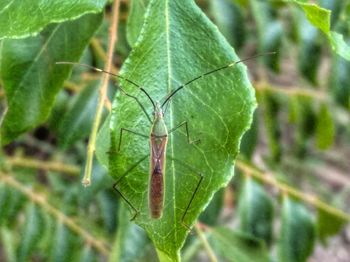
[
  {"x1": 56, "y1": 62, "x2": 156, "y2": 122},
  {"x1": 161, "y1": 52, "x2": 276, "y2": 109}
]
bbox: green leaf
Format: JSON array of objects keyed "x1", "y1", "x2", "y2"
[
  {"x1": 260, "y1": 90, "x2": 282, "y2": 161},
  {"x1": 330, "y1": 51, "x2": 350, "y2": 109},
  {"x1": 96, "y1": 0, "x2": 256, "y2": 260},
  {"x1": 292, "y1": 7, "x2": 322, "y2": 85},
  {"x1": 1, "y1": 227, "x2": 16, "y2": 262},
  {"x1": 57, "y1": 81, "x2": 107, "y2": 148},
  {"x1": 50, "y1": 222, "x2": 79, "y2": 262},
  {"x1": 287, "y1": 0, "x2": 350, "y2": 61},
  {"x1": 315, "y1": 103, "x2": 335, "y2": 150},
  {"x1": 0, "y1": 0, "x2": 107, "y2": 39},
  {"x1": 199, "y1": 188, "x2": 224, "y2": 226},
  {"x1": 210, "y1": 227, "x2": 269, "y2": 262},
  {"x1": 79, "y1": 245, "x2": 98, "y2": 262},
  {"x1": 17, "y1": 203, "x2": 44, "y2": 261},
  {"x1": 240, "y1": 108, "x2": 258, "y2": 159},
  {"x1": 238, "y1": 177, "x2": 274, "y2": 245},
  {"x1": 278, "y1": 197, "x2": 316, "y2": 262},
  {"x1": 250, "y1": 0, "x2": 283, "y2": 72},
  {"x1": 109, "y1": 203, "x2": 151, "y2": 262},
  {"x1": 317, "y1": 208, "x2": 347, "y2": 243},
  {"x1": 126, "y1": 0, "x2": 150, "y2": 47},
  {"x1": 210, "y1": 0, "x2": 246, "y2": 50},
  {"x1": 0, "y1": 13, "x2": 103, "y2": 144}
]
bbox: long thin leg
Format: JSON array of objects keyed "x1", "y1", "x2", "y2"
[
  {"x1": 181, "y1": 172, "x2": 203, "y2": 230},
  {"x1": 168, "y1": 121, "x2": 200, "y2": 144},
  {"x1": 112, "y1": 155, "x2": 148, "y2": 221},
  {"x1": 118, "y1": 128, "x2": 148, "y2": 151},
  {"x1": 168, "y1": 156, "x2": 203, "y2": 230}
]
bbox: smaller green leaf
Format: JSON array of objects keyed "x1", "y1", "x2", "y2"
[
  {"x1": 293, "y1": 7, "x2": 322, "y2": 84},
  {"x1": 287, "y1": 0, "x2": 350, "y2": 61},
  {"x1": 109, "y1": 203, "x2": 151, "y2": 262},
  {"x1": 0, "y1": 184, "x2": 11, "y2": 225},
  {"x1": 315, "y1": 103, "x2": 335, "y2": 150},
  {"x1": 96, "y1": 190, "x2": 119, "y2": 232},
  {"x1": 199, "y1": 188, "x2": 224, "y2": 226},
  {"x1": 210, "y1": 0, "x2": 246, "y2": 50},
  {"x1": 330, "y1": 51, "x2": 350, "y2": 109},
  {"x1": 58, "y1": 81, "x2": 99, "y2": 148},
  {"x1": 126, "y1": 0, "x2": 150, "y2": 46},
  {"x1": 1, "y1": 227, "x2": 16, "y2": 262},
  {"x1": 0, "y1": 0, "x2": 107, "y2": 39},
  {"x1": 317, "y1": 209, "x2": 347, "y2": 243},
  {"x1": 240, "y1": 111, "x2": 258, "y2": 159},
  {"x1": 238, "y1": 177, "x2": 274, "y2": 245},
  {"x1": 278, "y1": 196, "x2": 316, "y2": 262},
  {"x1": 260, "y1": 90, "x2": 282, "y2": 161},
  {"x1": 17, "y1": 203, "x2": 44, "y2": 261},
  {"x1": 50, "y1": 222, "x2": 79, "y2": 262},
  {"x1": 79, "y1": 245, "x2": 98, "y2": 262},
  {"x1": 210, "y1": 227, "x2": 269, "y2": 262}
]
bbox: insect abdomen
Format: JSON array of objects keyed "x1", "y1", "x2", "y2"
[{"x1": 149, "y1": 165, "x2": 164, "y2": 219}]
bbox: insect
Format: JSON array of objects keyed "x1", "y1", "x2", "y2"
[{"x1": 57, "y1": 52, "x2": 274, "y2": 224}]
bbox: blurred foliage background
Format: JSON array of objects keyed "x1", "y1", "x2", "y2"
[{"x1": 1, "y1": 0, "x2": 350, "y2": 261}]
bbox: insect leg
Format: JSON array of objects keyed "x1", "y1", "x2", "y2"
[
  {"x1": 113, "y1": 155, "x2": 148, "y2": 221},
  {"x1": 168, "y1": 121, "x2": 200, "y2": 144},
  {"x1": 168, "y1": 156, "x2": 203, "y2": 231},
  {"x1": 118, "y1": 128, "x2": 148, "y2": 151}
]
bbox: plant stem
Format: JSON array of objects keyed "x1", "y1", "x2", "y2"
[
  {"x1": 83, "y1": 0, "x2": 121, "y2": 186},
  {"x1": 236, "y1": 160, "x2": 350, "y2": 222},
  {"x1": 194, "y1": 223, "x2": 218, "y2": 262},
  {"x1": 6, "y1": 157, "x2": 80, "y2": 176},
  {"x1": 0, "y1": 173, "x2": 110, "y2": 255}
]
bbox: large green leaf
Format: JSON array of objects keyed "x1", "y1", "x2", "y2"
[
  {"x1": 96, "y1": 0, "x2": 256, "y2": 260},
  {"x1": 0, "y1": 0, "x2": 106, "y2": 39},
  {"x1": 0, "y1": 13, "x2": 103, "y2": 144}
]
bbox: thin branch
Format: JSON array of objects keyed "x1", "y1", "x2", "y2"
[
  {"x1": 7, "y1": 157, "x2": 80, "y2": 176},
  {"x1": 194, "y1": 223, "x2": 218, "y2": 262},
  {"x1": 83, "y1": 0, "x2": 121, "y2": 186},
  {"x1": 254, "y1": 82, "x2": 328, "y2": 101},
  {"x1": 236, "y1": 160, "x2": 350, "y2": 222},
  {"x1": 0, "y1": 173, "x2": 110, "y2": 255}
]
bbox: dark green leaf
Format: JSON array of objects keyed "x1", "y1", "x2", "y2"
[
  {"x1": 260, "y1": 90, "x2": 282, "y2": 161},
  {"x1": 58, "y1": 81, "x2": 100, "y2": 148},
  {"x1": 240, "y1": 110, "x2": 258, "y2": 159},
  {"x1": 293, "y1": 7, "x2": 322, "y2": 84},
  {"x1": 315, "y1": 103, "x2": 335, "y2": 150},
  {"x1": 210, "y1": 0, "x2": 246, "y2": 50},
  {"x1": 109, "y1": 203, "x2": 151, "y2": 262},
  {"x1": 0, "y1": 0, "x2": 107, "y2": 39},
  {"x1": 97, "y1": 0, "x2": 256, "y2": 259},
  {"x1": 0, "y1": 13, "x2": 103, "y2": 144},
  {"x1": 210, "y1": 227, "x2": 269, "y2": 262},
  {"x1": 17, "y1": 203, "x2": 43, "y2": 261},
  {"x1": 330, "y1": 51, "x2": 350, "y2": 109},
  {"x1": 278, "y1": 196, "x2": 316, "y2": 262},
  {"x1": 238, "y1": 177, "x2": 274, "y2": 245},
  {"x1": 317, "y1": 208, "x2": 347, "y2": 243},
  {"x1": 199, "y1": 188, "x2": 224, "y2": 226},
  {"x1": 250, "y1": 0, "x2": 283, "y2": 72},
  {"x1": 50, "y1": 222, "x2": 79, "y2": 262},
  {"x1": 126, "y1": 0, "x2": 150, "y2": 47}
]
